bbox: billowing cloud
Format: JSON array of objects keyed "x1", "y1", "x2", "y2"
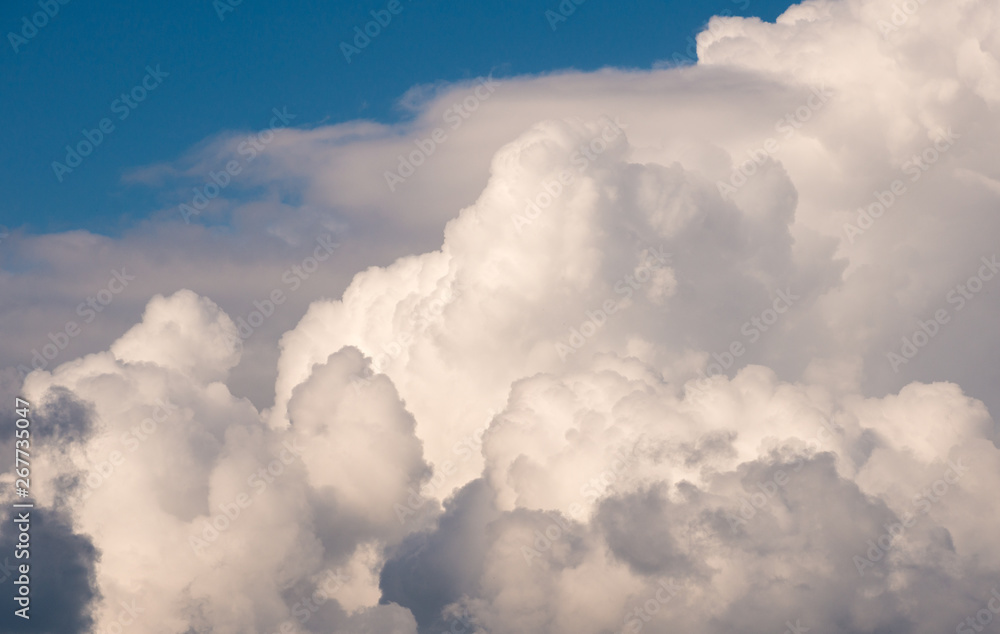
[{"x1": 2, "y1": 0, "x2": 1000, "y2": 632}]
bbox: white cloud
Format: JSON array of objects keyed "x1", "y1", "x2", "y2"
[{"x1": 3, "y1": 0, "x2": 1000, "y2": 631}]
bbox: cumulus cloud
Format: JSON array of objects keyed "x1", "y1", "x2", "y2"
[
  {"x1": 5, "y1": 292, "x2": 429, "y2": 633},
  {"x1": 3, "y1": 0, "x2": 1000, "y2": 632}
]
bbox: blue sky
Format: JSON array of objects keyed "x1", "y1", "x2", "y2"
[{"x1": 1, "y1": 0, "x2": 796, "y2": 237}]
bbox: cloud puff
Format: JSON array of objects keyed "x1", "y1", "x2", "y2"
[
  {"x1": 8, "y1": 291, "x2": 428, "y2": 633},
  {"x1": 110, "y1": 289, "x2": 242, "y2": 382},
  {"x1": 383, "y1": 364, "x2": 997, "y2": 634}
]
